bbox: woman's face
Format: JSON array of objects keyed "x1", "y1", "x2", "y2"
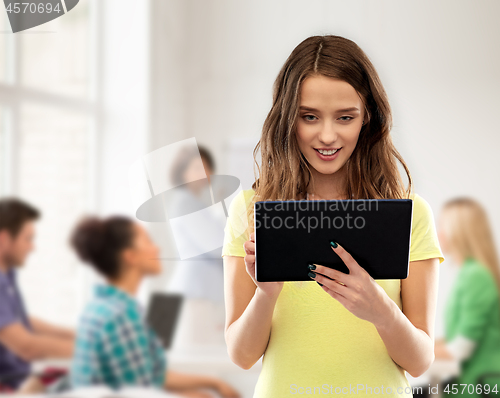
[
  {"x1": 127, "y1": 223, "x2": 162, "y2": 276},
  {"x1": 296, "y1": 75, "x2": 366, "y2": 176}
]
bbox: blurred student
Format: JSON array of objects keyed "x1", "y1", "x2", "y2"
[
  {"x1": 435, "y1": 197, "x2": 500, "y2": 398},
  {"x1": 0, "y1": 198, "x2": 74, "y2": 391},
  {"x1": 69, "y1": 215, "x2": 240, "y2": 398},
  {"x1": 166, "y1": 145, "x2": 227, "y2": 348}
]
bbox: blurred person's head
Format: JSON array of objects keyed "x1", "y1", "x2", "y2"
[
  {"x1": 70, "y1": 216, "x2": 162, "y2": 288},
  {"x1": 170, "y1": 145, "x2": 215, "y2": 188},
  {"x1": 0, "y1": 198, "x2": 40, "y2": 270},
  {"x1": 437, "y1": 197, "x2": 500, "y2": 288}
]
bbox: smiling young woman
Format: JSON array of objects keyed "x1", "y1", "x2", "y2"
[{"x1": 222, "y1": 35, "x2": 445, "y2": 398}]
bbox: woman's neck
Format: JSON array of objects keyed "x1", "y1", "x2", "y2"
[
  {"x1": 454, "y1": 253, "x2": 466, "y2": 267},
  {"x1": 307, "y1": 165, "x2": 348, "y2": 200},
  {"x1": 110, "y1": 269, "x2": 142, "y2": 297},
  {"x1": 444, "y1": 249, "x2": 466, "y2": 267}
]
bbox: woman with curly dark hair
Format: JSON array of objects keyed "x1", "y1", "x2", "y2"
[{"x1": 69, "y1": 215, "x2": 240, "y2": 398}]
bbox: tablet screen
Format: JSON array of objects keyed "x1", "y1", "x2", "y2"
[{"x1": 254, "y1": 199, "x2": 413, "y2": 281}]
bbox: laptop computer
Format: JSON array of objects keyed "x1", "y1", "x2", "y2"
[{"x1": 146, "y1": 293, "x2": 184, "y2": 349}]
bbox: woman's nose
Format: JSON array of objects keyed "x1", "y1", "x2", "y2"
[{"x1": 318, "y1": 120, "x2": 338, "y2": 144}]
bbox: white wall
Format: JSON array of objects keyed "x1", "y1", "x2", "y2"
[
  {"x1": 78, "y1": 0, "x2": 152, "y2": 307},
  {"x1": 99, "y1": 0, "x2": 150, "y2": 216}
]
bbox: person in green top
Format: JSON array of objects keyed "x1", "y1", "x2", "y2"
[{"x1": 435, "y1": 197, "x2": 500, "y2": 398}]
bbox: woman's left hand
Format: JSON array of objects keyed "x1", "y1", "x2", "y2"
[{"x1": 308, "y1": 241, "x2": 393, "y2": 327}]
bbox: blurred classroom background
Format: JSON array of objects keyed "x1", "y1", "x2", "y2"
[{"x1": 0, "y1": 0, "x2": 499, "y2": 396}]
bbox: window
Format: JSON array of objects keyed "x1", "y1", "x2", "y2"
[{"x1": 0, "y1": 1, "x2": 99, "y2": 326}]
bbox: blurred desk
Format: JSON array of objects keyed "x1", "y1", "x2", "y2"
[
  {"x1": 33, "y1": 355, "x2": 458, "y2": 398},
  {"x1": 16, "y1": 387, "x2": 185, "y2": 397},
  {"x1": 31, "y1": 346, "x2": 262, "y2": 397},
  {"x1": 32, "y1": 359, "x2": 71, "y2": 373},
  {"x1": 166, "y1": 345, "x2": 262, "y2": 398}
]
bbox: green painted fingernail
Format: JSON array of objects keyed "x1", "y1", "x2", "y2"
[
  {"x1": 308, "y1": 264, "x2": 316, "y2": 270},
  {"x1": 317, "y1": 281, "x2": 323, "y2": 287},
  {"x1": 330, "y1": 241, "x2": 338, "y2": 248},
  {"x1": 308, "y1": 271, "x2": 316, "y2": 279}
]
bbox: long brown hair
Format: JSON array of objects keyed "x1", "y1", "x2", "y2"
[
  {"x1": 245, "y1": 35, "x2": 413, "y2": 233},
  {"x1": 440, "y1": 197, "x2": 500, "y2": 305}
]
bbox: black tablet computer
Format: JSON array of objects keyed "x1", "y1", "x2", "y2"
[
  {"x1": 146, "y1": 293, "x2": 184, "y2": 349},
  {"x1": 254, "y1": 198, "x2": 413, "y2": 281}
]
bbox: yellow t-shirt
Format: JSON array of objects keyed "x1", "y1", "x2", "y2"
[{"x1": 222, "y1": 189, "x2": 445, "y2": 397}]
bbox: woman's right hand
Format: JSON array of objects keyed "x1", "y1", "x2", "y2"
[{"x1": 243, "y1": 232, "x2": 284, "y2": 299}]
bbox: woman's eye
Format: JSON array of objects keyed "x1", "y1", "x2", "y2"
[{"x1": 301, "y1": 115, "x2": 353, "y2": 122}]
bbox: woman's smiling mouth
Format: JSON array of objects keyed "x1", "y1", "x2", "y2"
[{"x1": 314, "y1": 147, "x2": 342, "y2": 161}]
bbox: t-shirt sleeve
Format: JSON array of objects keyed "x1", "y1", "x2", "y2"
[
  {"x1": 409, "y1": 194, "x2": 445, "y2": 264},
  {"x1": 454, "y1": 266, "x2": 499, "y2": 342},
  {"x1": 0, "y1": 288, "x2": 18, "y2": 331},
  {"x1": 221, "y1": 189, "x2": 251, "y2": 258}
]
